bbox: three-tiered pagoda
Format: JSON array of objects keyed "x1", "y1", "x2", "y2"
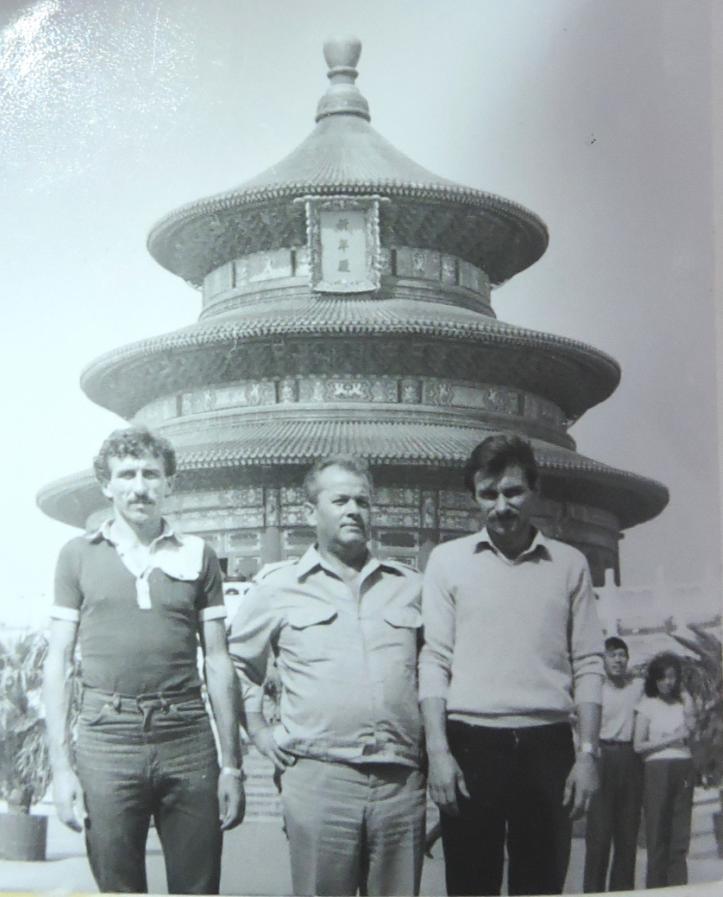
[{"x1": 38, "y1": 37, "x2": 668, "y2": 586}]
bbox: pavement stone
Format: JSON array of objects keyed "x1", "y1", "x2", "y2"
[{"x1": 1, "y1": 790, "x2": 721, "y2": 894}]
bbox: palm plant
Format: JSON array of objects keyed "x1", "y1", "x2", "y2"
[
  {"x1": 0, "y1": 632, "x2": 52, "y2": 813},
  {"x1": 672, "y1": 623, "x2": 723, "y2": 788}
]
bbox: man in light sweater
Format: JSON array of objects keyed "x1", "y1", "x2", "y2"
[{"x1": 419, "y1": 434, "x2": 604, "y2": 896}]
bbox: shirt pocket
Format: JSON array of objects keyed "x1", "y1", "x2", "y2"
[
  {"x1": 382, "y1": 607, "x2": 423, "y2": 660},
  {"x1": 384, "y1": 607, "x2": 423, "y2": 630},
  {"x1": 282, "y1": 605, "x2": 339, "y2": 665}
]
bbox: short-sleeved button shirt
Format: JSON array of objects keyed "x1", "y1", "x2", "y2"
[
  {"x1": 52, "y1": 520, "x2": 225, "y2": 696},
  {"x1": 228, "y1": 546, "x2": 423, "y2": 767}
]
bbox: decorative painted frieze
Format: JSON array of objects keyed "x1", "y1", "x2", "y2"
[
  {"x1": 373, "y1": 508, "x2": 421, "y2": 528},
  {"x1": 139, "y1": 377, "x2": 567, "y2": 433},
  {"x1": 439, "y1": 490, "x2": 477, "y2": 510},
  {"x1": 374, "y1": 487, "x2": 420, "y2": 506},
  {"x1": 281, "y1": 487, "x2": 306, "y2": 505},
  {"x1": 439, "y1": 509, "x2": 479, "y2": 532},
  {"x1": 297, "y1": 377, "x2": 398, "y2": 403},
  {"x1": 281, "y1": 506, "x2": 307, "y2": 526},
  {"x1": 202, "y1": 243, "x2": 491, "y2": 304}
]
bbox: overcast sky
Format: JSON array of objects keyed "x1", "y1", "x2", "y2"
[{"x1": 1, "y1": 0, "x2": 720, "y2": 629}]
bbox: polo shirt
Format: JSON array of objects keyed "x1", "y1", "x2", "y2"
[
  {"x1": 228, "y1": 545, "x2": 423, "y2": 767},
  {"x1": 418, "y1": 527, "x2": 604, "y2": 727},
  {"x1": 52, "y1": 519, "x2": 226, "y2": 696}
]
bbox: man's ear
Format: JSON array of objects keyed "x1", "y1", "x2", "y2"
[
  {"x1": 100, "y1": 481, "x2": 112, "y2": 501},
  {"x1": 165, "y1": 474, "x2": 176, "y2": 495}
]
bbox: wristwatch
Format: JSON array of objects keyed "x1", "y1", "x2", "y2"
[{"x1": 578, "y1": 741, "x2": 600, "y2": 758}]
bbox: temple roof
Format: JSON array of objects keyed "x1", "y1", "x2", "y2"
[
  {"x1": 36, "y1": 425, "x2": 668, "y2": 530},
  {"x1": 147, "y1": 37, "x2": 548, "y2": 286},
  {"x1": 79, "y1": 295, "x2": 620, "y2": 420}
]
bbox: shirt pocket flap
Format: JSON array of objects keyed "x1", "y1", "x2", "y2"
[
  {"x1": 384, "y1": 607, "x2": 423, "y2": 629},
  {"x1": 287, "y1": 606, "x2": 338, "y2": 630}
]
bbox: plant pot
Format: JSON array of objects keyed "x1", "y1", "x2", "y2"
[
  {"x1": 0, "y1": 811, "x2": 48, "y2": 861},
  {"x1": 713, "y1": 811, "x2": 723, "y2": 860}
]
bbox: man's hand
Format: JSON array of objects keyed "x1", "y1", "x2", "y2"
[
  {"x1": 52, "y1": 767, "x2": 85, "y2": 832},
  {"x1": 427, "y1": 748, "x2": 470, "y2": 816},
  {"x1": 218, "y1": 770, "x2": 246, "y2": 831},
  {"x1": 252, "y1": 726, "x2": 296, "y2": 774},
  {"x1": 563, "y1": 753, "x2": 599, "y2": 819}
]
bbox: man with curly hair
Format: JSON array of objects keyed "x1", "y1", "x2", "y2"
[{"x1": 44, "y1": 426, "x2": 244, "y2": 894}]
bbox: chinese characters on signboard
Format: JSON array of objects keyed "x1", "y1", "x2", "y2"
[
  {"x1": 319, "y1": 210, "x2": 367, "y2": 285},
  {"x1": 300, "y1": 195, "x2": 384, "y2": 293}
]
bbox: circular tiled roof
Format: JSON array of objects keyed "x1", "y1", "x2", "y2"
[
  {"x1": 147, "y1": 40, "x2": 548, "y2": 286},
  {"x1": 79, "y1": 295, "x2": 620, "y2": 419},
  {"x1": 36, "y1": 423, "x2": 667, "y2": 530}
]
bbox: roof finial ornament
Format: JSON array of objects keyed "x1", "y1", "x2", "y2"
[{"x1": 315, "y1": 35, "x2": 370, "y2": 123}]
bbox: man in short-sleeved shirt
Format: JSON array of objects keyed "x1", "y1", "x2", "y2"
[
  {"x1": 229, "y1": 456, "x2": 426, "y2": 897},
  {"x1": 44, "y1": 426, "x2": 244, "y2": 895}
]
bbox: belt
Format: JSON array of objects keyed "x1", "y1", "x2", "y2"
[
  {"x1": 81, "y1": 685, "x2": 205, "y2": 731},
  {"x1": 600, "y1": 739, "x2": 633, "y2": 747},
  {"x1": 82, "y1": 685, "x2": 202, "y2": 703}
]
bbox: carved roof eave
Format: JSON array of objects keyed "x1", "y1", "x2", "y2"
[
  {"x1": 146, "y1": 181, "x2": 549, "y2": 287},
  {"x1": 36, "y1": 440, "x2": 667, "y2": 532},
  {"x1": 79, "y1": 315, "x2": 620, "y2": 420}
]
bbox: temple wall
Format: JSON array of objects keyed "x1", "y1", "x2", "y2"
[{"x1": 86, "y1": 481, "x2": 619, "y2": 586}]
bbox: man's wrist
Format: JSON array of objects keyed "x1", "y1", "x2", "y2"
[
  {"x1": 220, "y1": 766, "x2": 246, "y2": 781},
  {"x1": 578, "y1": 741, "x2": 600, "y2": 759}
]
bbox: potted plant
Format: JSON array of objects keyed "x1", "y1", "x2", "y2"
[
  {"x1": 0, "y1": 631, "x2": 52, "y2": 861},
  {"x1": 672, "y1": 624, "x2": 723, "y2": 857}
]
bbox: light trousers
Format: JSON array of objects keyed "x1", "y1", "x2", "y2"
[{"x1": 280, "y1": 756, "x2": 426, "y2": 896}]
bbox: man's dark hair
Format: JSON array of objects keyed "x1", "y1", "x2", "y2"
[
  {"x1": 303, "y1": 455, "x2": 373, "y2": 504},
  {"x1": 93, "y1": 426, "x2": 177, "y2": 484},
  {"x1": 644, "y1": 651, "x2": 683, "y2": 699},
  {"x1": 604, "y1": 636, "x2": 629, "y2": 656},
  {"x1": 463, "y1": 433, "x2": 539, "y2": 496}
]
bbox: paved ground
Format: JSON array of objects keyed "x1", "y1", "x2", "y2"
[{"x1": 1, "y1": 790, "x2": 722, "y2": 894}]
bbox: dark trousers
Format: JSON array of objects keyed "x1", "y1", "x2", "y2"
[
  {"x1": 440, "y1": 720, "x2": 575, "y2": 896},
  {"x1": 75, "y1": 687, "x2": 222, "y2": 894},
  {"x1": 643, "y1": 758, "x2": 694, "y2": 888},
  {"x1": 583, "y1": 742, "x2": 642, "y2": 892}
]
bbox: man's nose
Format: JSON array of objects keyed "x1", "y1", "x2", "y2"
[{"x1": 494, "y1": 494, "x2": 508, "y2": 513}]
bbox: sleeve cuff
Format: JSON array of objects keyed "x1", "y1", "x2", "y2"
[
  {"x1": 418, "y1": 665, "x2": 451, "y2": 702},
  {"x1": 199, "y1": 605, "x2": 227, "y2": 622},
  {"x1": 50, "y1": 606, "x2": 80, "y2": 622},
  {"x1": 574, "y1": 672, "x2": 604, "y2": 705}
]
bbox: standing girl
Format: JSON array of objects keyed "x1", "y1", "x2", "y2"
[{"x1": 634, "y1": 652, "x2": 696, "y2": 888}]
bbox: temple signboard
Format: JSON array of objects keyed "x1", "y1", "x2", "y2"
[{"x1": 299, "y1": 195, "x2": 385, "y2": 293}]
